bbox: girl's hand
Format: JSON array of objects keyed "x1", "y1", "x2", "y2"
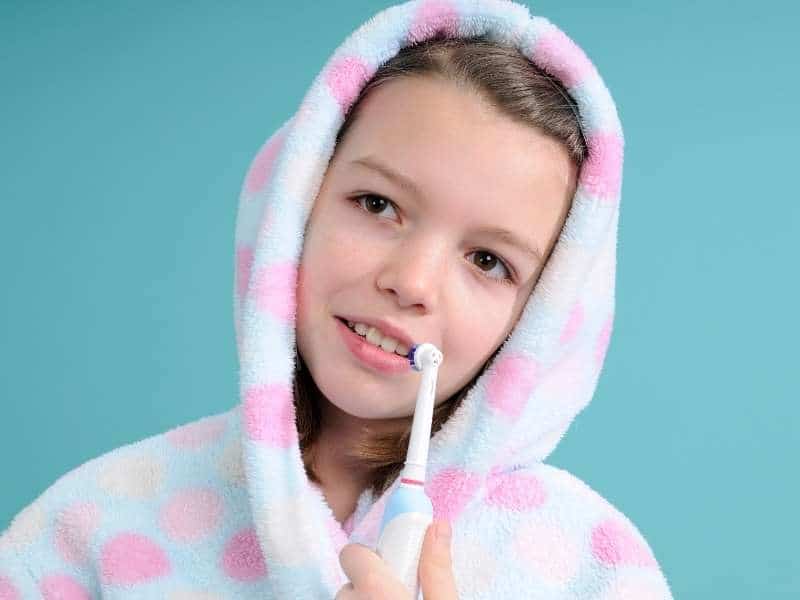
[{"x1": 335, "y1": 520, "x2": 458, "y2": 599}]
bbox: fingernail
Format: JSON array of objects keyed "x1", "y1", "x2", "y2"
[{"x1": 436, "y1": 520, "x2": 451, "y2": 542}]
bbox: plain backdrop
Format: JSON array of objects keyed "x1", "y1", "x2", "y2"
[{"x1": 1, "y1": 1, "x2": 797, "y2": 597}]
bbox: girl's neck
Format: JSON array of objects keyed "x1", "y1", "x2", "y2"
[
  {"x1": 311, "y1": 399, "x2": 399, "y2": 493},
  {"x1": 308, "y1": 391, "x2": 409, "y2": 521},
  {"x1": 316, "y1": 395, "x2": 404, "y2": 460},
  {"x1": 310, "y1": 409, "x2": 373, "y2": 523}
]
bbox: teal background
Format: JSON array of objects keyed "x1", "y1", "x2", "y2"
[{"x1": 1, "y1": 1, "x2": 797, "y2": 597}]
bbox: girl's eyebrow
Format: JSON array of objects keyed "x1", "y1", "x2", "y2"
[
  {"x1": 350, "y1": 156, "x2": 423, "y2": 199},
  {"x1": 477, "y1": 227, "x2": 544, "y2": 262},
  {"x1": 349, "y1": 155, "x2": 543, "y2": 262}
]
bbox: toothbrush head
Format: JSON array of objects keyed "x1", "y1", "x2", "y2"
[{"x1": 408, "y1": 343, "x2": 443, "y2": 371}]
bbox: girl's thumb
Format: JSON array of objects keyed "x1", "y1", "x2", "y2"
[{"x1": 419, "y1": 521, "x2": 458, "y2": 599}]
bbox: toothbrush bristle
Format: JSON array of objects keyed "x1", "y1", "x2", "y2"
[{"x1": 408, "y1": 344, "x2": 418, "y2": 369}]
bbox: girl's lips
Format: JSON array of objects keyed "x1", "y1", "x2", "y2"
[{"x1": 335, "y1": 318, "x2": 412, "y2": 375}]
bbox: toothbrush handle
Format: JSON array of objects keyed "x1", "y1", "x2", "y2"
[{"x1": 376, "y1": 511, "x2": 432, "y2": 599}]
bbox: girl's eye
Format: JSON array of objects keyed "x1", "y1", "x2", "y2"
[
  {"x1": 351, "y1": 193, "x2": 399, "y2": 221},
  {"x1": 351, "y1": 193, "x2": 515, "y2": 286},
  {"x1": 469, "y1": 251, "x2": 515, "y2": 285}
]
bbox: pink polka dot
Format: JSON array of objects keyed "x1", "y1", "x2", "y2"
[
  {"x1": 486, "y1": 354, "x2": 539, "y2": 418},
  {"x1": 531, "y1": 28, "x2": 597, "y2": 89},
  {"x1": 590, "y1": 518, "x2": 657, "y2": 567},
  {"x1": 244, "y1": 130, "x2": 287, "y2": 196},
  {"x1": 485, "y1": 468, "x2": 547, "y2": 511},
  {"x1": 537, "y1": 347, "x2": 588, "y2": 409},
  {"x1": 53, "y1": 501, "x2": 102, "y2": 565},
  {"x1": 513, "y1": 520, "x2": 580, "y2": 585},
  {"x1": 236, "y1": 245, "x2": 254, "y2": 300},
  {"x1": 166, "y1": 415, "x2": 227, "y2": 450},
  {"x1": 252, "y1": 260, "x2": 298, "y2": 322},
  {"x1": 579, "y1": 132, "x2": 624, "y2": 200},
  {"x1": 594, "y1": 312, "x2": 614, "y2": 366},
  {"x1": 160, "y1": 488, "x2": 223, "y2": 543},
  {"x1": 407, "y1": 0, "x2": 460, "y2": 45},
  {"x1": 325, "y1": 56, "x2": 373, "y2": 114},
  {"x1": 221, "y1": 528, "x2": 267, "y2": 581},
  {"x1": 559, "y1": 302, "x2": 584, "y2": 345},
  {"x1": 243, "y1": 383, "x2": 297, "y2": 447},
  {"x1": 0, "y1": 576, "x2": 20, "y2": 600},
  {"x1": 40, "y1": 574, "x2": 91, "y2": 600},
  {"x1": 100, "y1": 532, "x2": 171, "y2": 585},
  {"x1": 427, "y1": 467, "x2": 481, "y2": 522}
]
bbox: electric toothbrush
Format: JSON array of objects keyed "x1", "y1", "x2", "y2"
[{"x1": 376, "y1": 342, "x2": 443, "y2": 599}]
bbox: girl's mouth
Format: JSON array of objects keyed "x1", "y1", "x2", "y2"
[{"x1": 335, "y1": 317, "x2": 412, "y2": 375}]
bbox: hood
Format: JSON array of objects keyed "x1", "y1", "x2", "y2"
[{"x1": 232, "y1": 0, "x2": 623, "y2": 595}]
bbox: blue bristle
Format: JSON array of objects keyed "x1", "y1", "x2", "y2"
[{"x1": 408, "y1": 344, "x2": 418, "y2": 370}]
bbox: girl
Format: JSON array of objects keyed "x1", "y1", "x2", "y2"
[{"x1": 0, "y1": 1, "x2": 673, "y2": 598}]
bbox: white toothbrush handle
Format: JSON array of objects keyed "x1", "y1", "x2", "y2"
[{"x1": 376, "y1": 511, "x2": 432, "y2": 598}]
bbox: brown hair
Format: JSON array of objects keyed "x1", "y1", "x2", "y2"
[{"x1": 295, "y1": 34, "x2": 587, "y2": 498}]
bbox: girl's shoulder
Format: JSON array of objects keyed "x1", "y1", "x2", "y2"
[
  {"x1": 11, "y1": 408, "x2": 241, "y2": 516},
  {"x1": 446, "y1": 463, "x2": 674, "y2": 598},
  {"x1": 0, "y1": 408, "x2": 247, "y2": 594}
]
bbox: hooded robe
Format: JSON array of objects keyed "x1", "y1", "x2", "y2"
[{"x1": 0, "y1": 1, "x2": 674, "y2": 597}]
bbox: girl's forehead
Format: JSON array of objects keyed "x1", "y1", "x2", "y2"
[{"x1": 336, "y1": 77, "x2": 576, "y2": 197}]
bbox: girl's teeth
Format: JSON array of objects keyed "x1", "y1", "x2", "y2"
[
  {"x1": 380, "y1": 337, "x2": 399, "y2": 353},
  {"x1": 365, "y1": 327, "x2": 383, "y2": 346},
  {"x1": 346, "y1": 320, "x2": 410, "y2": 357}
]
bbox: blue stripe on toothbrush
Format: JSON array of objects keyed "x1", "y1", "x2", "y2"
[{"x1": 379, "y1": 481, "x2": 434, "y2": 531}]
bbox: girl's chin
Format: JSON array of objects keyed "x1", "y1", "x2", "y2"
[{"x1": 317, "y1": 386, "x2": 414, "y2": 422}]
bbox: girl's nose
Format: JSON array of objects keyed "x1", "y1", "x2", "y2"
[{"x1": 375, "y1": 239, "x2": 446, "y2": 314}]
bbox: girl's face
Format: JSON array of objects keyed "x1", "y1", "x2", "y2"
[{"x1": 296, "y1": 76, "x2": 576, "y2": 426}]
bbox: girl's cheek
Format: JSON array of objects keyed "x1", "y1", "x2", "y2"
[
  {"x1": 331, "y1": 218, "x2": 394, "y2": 265},
  {"x1": 331, "y1": 228, "x2": 373, "y2": 269}
]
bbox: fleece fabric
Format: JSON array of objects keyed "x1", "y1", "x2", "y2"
[{"x1": 0, "y1": 1, "x2": 674, "y2": 598}]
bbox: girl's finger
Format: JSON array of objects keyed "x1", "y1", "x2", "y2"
[
  {"x1": 339, "y1": 543, "x2": 394, "y2": 591},
  {"x1": 334, "y1": 582, "x2": 356, "y2": 599},
  {"x1": 419, "y1": 521, "x2": 459, "y2": 599}
]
